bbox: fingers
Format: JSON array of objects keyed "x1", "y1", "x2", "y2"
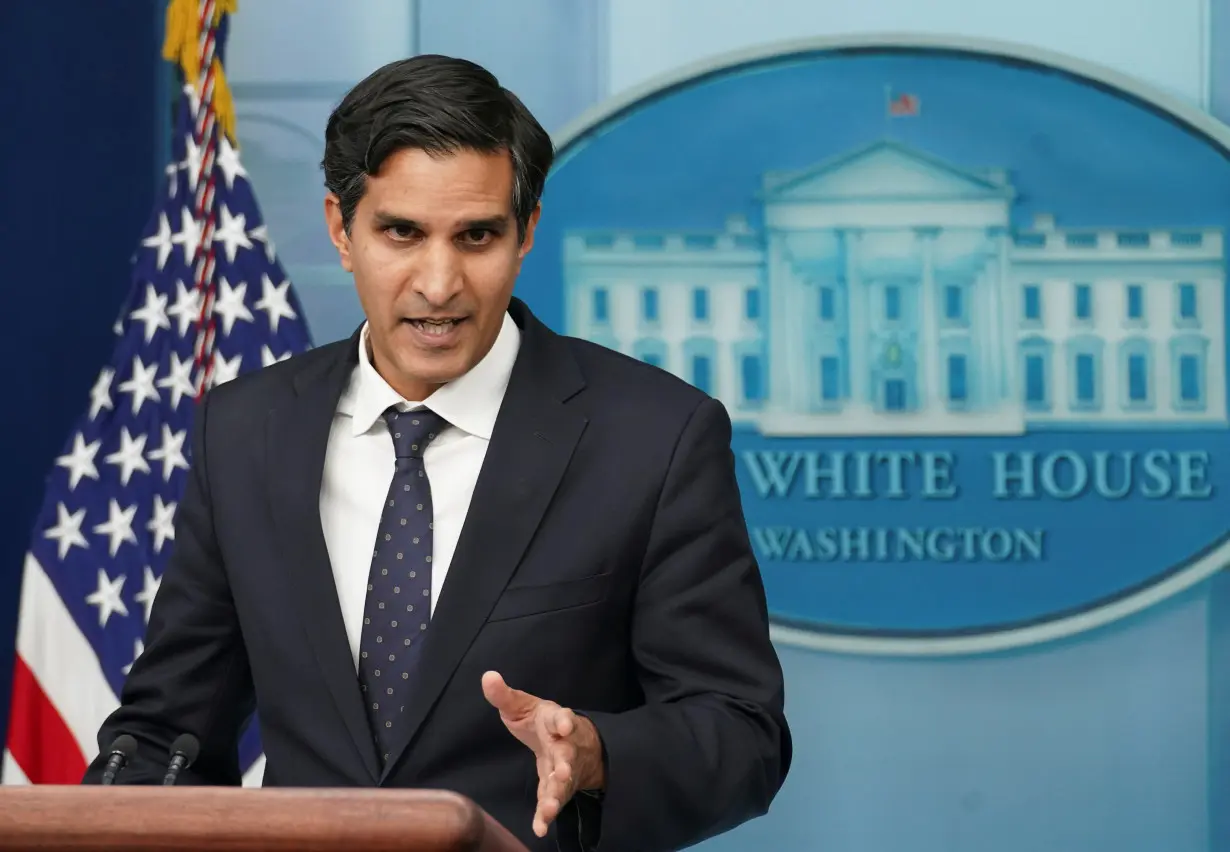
[
  {"x1": 533, "y1": 749, "x2": 575, "y2": 837},
  {"x1": 481, "y1": 672, "x2": 584, "y2": 838},
  {"x1": 533, "y1": 708, "x2": 580, "y2": 837},
  {"x1": 547, "y1": 706, "x2": 575, "y2": 738},
  {"x1": 480, "y1": 671, "x2": 538, "y2": 720},
  {"x1": 536, "y1": 751, "x2": 552, "y2": 800}
]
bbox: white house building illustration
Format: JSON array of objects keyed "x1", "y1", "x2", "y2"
[{"x1": 562, "y1": 140, "x2": 1227, "y2": 435}]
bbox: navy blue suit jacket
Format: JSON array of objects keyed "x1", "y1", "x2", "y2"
[{"x1": 84, "y1": 297, "x2": 791, "y2": 852}]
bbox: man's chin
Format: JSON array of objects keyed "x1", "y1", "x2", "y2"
[{"x1": 397, "y1": 353, "x2": 471, "y2": 389}]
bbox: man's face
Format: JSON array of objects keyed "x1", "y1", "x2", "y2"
[{"x1": 325, "y1": 147, "x2": 539, "y2": 401}]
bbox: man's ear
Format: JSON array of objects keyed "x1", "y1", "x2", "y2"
[
  {"x1": 518, "y1": 203, "x2": 543, "y2": 259},
  {"x1": 324, "y1": 193, "x2": 353, "y2": 272}
]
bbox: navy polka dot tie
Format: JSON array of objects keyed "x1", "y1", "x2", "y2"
[{"x1": 357, "y1": 406, "x2": 449, "y2": 763}]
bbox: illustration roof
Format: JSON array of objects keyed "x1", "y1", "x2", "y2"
[{"x1": 761, "y1": 139, "x2": 1016, "y2": 203}]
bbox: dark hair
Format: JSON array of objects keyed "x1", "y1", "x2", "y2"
[{"x1": 321, "y1": 55, "x2": 554, "y2": 241}]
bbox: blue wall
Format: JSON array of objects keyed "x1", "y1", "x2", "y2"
[{"x1": 0, "y1": 0, "x2": 163, "y2": 752}]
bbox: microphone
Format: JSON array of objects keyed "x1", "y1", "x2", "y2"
[
  {"x1": 99, "y1": 734, "x2": 138, "y2": 785},
  {"x1": 161, "y1": 733, "x2": 200, "y2": 786}
]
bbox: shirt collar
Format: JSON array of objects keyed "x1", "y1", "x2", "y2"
[{"x1": 339, "y1": 311, "x2": 521, "y2": 440}]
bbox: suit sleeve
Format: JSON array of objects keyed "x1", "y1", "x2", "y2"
[
  {"x1": 563, "y1": 397, "x2": 792, "y2": 852},
  {"x1": 82, "y1": 390, "x2": 255, "y2": 785}
]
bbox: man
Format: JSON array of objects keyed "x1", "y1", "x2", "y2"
[{"x1": 85, "y1": 54, "x2": 791, "y2": 852}]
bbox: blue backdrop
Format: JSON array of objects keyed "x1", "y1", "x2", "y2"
[
  {"x1": 525, "y1": 50, "x2": 1230, "y2": 636},
  {"x1": 0, "y1": 0, "x2": 163, "y2": 755},
  {"x1": 523, "y1": 43, "x2": 1230, "y2": 851}
]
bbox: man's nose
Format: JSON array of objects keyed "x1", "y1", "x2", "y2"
[{"x1": 413, "y1": 240, "x2": 464, "y2": 305}]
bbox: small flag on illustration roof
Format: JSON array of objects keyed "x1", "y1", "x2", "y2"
[{"x1": 886, "y1": 88, "x2": 921, "y2": 117}]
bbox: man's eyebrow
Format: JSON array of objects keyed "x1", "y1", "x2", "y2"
[
  {"x1": 460, "y1": 216, "x2": 510, "y2": 232},
  {"x1": 372, "y1": 212, "x2": 423, "y2": 230},
  {"x1": 370, "y1": 213, "x2": 511, "y2": 232}
]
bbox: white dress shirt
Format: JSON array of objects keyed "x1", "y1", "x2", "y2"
[{"x1": 319, "y1": 312, "x2": 521, "y2": 669}]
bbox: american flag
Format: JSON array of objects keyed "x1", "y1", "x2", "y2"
[
  {"x1": 1, "y1": 51, "x2": 313, "y2": 785},
  {"x1": 887, "y1": 89, "x2": 921, "y2": 117}
]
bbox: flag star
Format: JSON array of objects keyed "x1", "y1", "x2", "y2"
[
  {"x1": 182, "y1": 132, "x2": 203, "y2": 192},
  {"x1": 212, "y1": 278, "x2": 254, "y2": 336},
  {"x1": 146, "y1": 496, "x2": 177, "y2": 555},
  {"x1": 122, "y1": 639, "x2": 145, "y2": 675},
  {"x1": 104, "y1": 427, "x2": 151, "y2": 486},
  {"x1": 165, "y1": 162, "x2": 179, "y2": 199},
  {"x1": 129, "y1": 283, "x2": 171, "y2": 343},
  {"x1": 261, "y1": 345, "x2": 292, "y2": 368},
  {"x1": 171, "y1": 206, "x2": 202, "y2": 266},
  {"x1": 248, "y1": 224, "x2": 277, "y2": 263},
  {"x1": 44, "y1": 503, "x2": 89, "y2": 560},
  {"x1": 167, "y1": 279, "x2": 202, "y2": 338},
  {"x1": 85, "y1": 568, "x2": 128, "y2": 627},
  {"x1": 118, "y1": 356, "x2": 161, "y2": 415},
  {"x1": 209, "y1": 351, "x2": 243, "y2": 387},
  {"x1": 93, "y1": 499, "x2": 138, "y2": 558},
  {"x1": 182, "y1": 83, "x2": 200, "y2": 116},
  {"x1": 148, "y1": 424, "x2": 189, "y2": 482},
  {"x1": 56, "y1": 433, "x2": 101, "y2": 490},
  {"x1": 216, "y1": 136, "x2": 247, "y2": 189},
  {"x1": 89, "y1": 367, "x2": 115, "y2": 420},
  {"x1": 254, "y1": 274, "x2": 297, "y2": 333},
  {"x1": 134, "y1": 566, "x2": 162, "y2": 623},
  {"x1": 157, "y1": 351, "x2": 198, "y2": 412},
  {"x1": 214, "y1": 205, "x2": 253, "y2": 263},
  {"x1": 141, "y1": 213, "x2": 175, "y2": 271}
]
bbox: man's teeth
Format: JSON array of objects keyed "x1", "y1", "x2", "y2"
[{"x1": 410, "y1": 319, "x2": 459, "y2": 336}]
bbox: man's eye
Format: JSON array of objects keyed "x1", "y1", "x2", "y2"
[
  {"x1": 387, "y1": 226, "x2": 418, "y2": 241},
  {"x1": 461, "y1": 229, "x2": 494, "y2": 245}
]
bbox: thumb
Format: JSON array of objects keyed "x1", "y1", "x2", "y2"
[{"x1": 482, "y1": 670, "x2": 538, "y2": 719}]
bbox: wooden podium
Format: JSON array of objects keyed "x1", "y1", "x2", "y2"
[{"x1": 0, "y1": 786, "x2": 529, "y2": 852}]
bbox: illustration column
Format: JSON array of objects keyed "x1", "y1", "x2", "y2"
[
  {"x1": 991, "y1": 226, "x2": 1015, "y2": 403},
  {"x1": 980, "y1": 247, "x2": 1001, "y2": 405},
  {"x1": 766, "y1": 232, "x2": 795, "y2": 411},
  {"x1": 918, "y1": 227, "x2": 941, "y2": 409},
  {"x1": 843, "y1": 229, "x2": 869, "y2": 409}
]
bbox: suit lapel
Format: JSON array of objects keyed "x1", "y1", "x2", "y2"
[
  {"x1": 379, "y1": 302, "x2": 588, "y2": 782},
  {"x1": 266, "y1": 331, "x2": 382, "y2": 784}
]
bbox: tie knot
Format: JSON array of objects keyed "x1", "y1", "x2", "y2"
[{"x1": 382, "y1": 408, "x2": 448, "y2": 458}]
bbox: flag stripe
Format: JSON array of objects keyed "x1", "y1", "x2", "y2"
[
  {"x1": 11, "y1": 553, "x2": 116, "y2": 769},
  {"x1": 6, "y1": 656, "x2": 87, "y2": 784},
  {"x1": 1, "y1": 749, "x2": 31, "y2": 785},
  {"x1": 242, "y1": 753, "x2": 265, "y2": 787}
]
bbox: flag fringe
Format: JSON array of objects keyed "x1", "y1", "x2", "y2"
[{"x1": 161, "y1": 0, "x2": 239, "y2": 144}]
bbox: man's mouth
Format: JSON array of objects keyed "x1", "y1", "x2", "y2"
[{"x1": 405, "y1": 318, "x2": 465, "y2": 337}]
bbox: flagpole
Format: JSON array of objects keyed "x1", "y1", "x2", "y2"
[
  {"x1": 192, "y1": 0, "x2": 221, "y2": 395},
  {"x1": 161, "y1": 0, "x2": 239, "y2": 397}
]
